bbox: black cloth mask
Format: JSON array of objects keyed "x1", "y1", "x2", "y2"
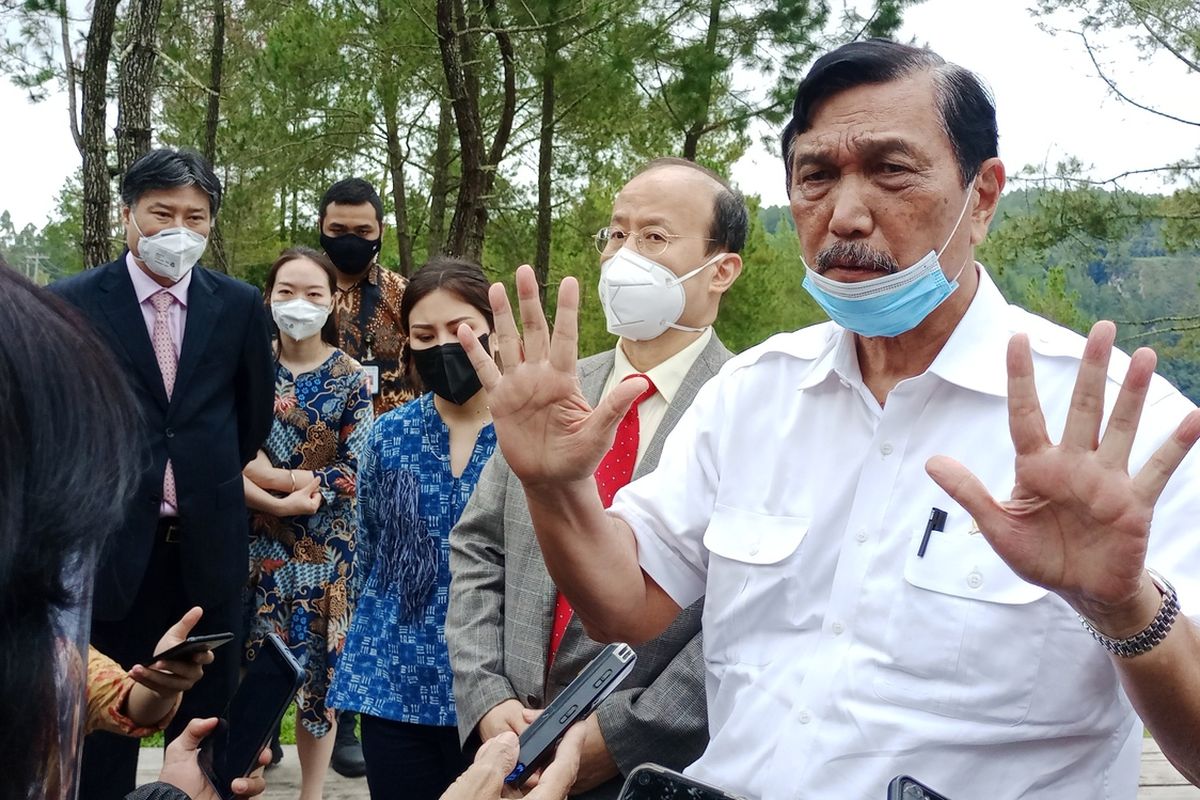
[
  {"x1": 320, "y1": 232, "x2": 381, "y2": 275},
  {"x1": 412, "y1": 335, "x2": 488, "y2": 405}
]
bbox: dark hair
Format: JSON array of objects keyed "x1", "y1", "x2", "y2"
[
  {"x1": 264, "y1": 246, "x2": 340, "y2": 348},
  {"x1": 0, "y1": 260, "x2": 143, "y2": 800},
  {"x1": 120, "y1": 147, "x2": 223, "y2": 215},
  {"x1": 319, "y1": 178, "x2": 384, "y2": 226},
  {"x1": 780, "y1": 39, "x2": 998, "y2": 189},
  {"x1": 399, "y1": 257, "x2": 493, "y2": 374},
  {"x1": 633, "y1": 157, "x2": 749, "y2": 254}
]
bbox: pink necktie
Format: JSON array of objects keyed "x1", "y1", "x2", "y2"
[{"x1": 151, "y1": 291, "x2": 178, "y2": 507}]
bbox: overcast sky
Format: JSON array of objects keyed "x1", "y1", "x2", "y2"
[
  {"x1": 734, "y1": 0, "x2": 1199, "y2": 207},
  {"x1": 1, "y1": 0, "x2": 1196, "y2": 230}
]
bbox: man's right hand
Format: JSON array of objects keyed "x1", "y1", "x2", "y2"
[
  {"x1": 458, "y1": 265, "x2": 649, "y2": 489},
  {"x1": 478, "y1": 699, "x2": 541, "y2": 741}
]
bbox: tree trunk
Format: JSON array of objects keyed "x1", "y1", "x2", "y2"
[
  {"x1": 204, "y1": 0, "x2": 229, "y2": 273},
  {"x1": 426, "y1": 95, "x2": 453, "y2": 258},
  {"x1": 681, "y1": 0, "x2": 721, "y2": 161},
  {"x1": 115, "y1": 0, "x2": 166, "y2": 179},
  {"x1": 202, "y1": 0, "x2": 225, "y2": 163},
  {"x1": 377, "y1": 1, "x2": 413, "y2": 276},
  {"x1": 278, "y1": 183, "x2": 287, "y2": 242},
  {"x1": 383, "y1": 105, "x2": 415, "y2": 276},
  {"x1": 437, "y1": 0, "x2": 484, "y2": 260},
  {"x1": 533, "y1": 0, "x2": 561, "y2": 308},
  {"x1": 481, "y1": 0, "x2": 516, "y2": 252},
  {"x1": 290, "y1": 186, "x2": 299, "y2": 242},
  {"x1": 81, "y1": 0, "x2": 121, "y2": 268},
  {"x1": 437, "y1": 0, "x2": 516, "y2": 262},
  {"x1": 57, "y1": 0, "x2": 82, "y2": 153}
]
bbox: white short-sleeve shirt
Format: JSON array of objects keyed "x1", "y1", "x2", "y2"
[{"x1": 610, "y1": 266, "x2": 1200, "y2": 800}]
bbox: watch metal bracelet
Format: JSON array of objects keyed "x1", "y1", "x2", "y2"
[{"x1": 1079, "y1": 569, "x2": 1180, "y2": 659}]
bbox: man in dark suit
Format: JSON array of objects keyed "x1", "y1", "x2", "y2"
[
  {"x1": 52, "y1": 148, "x2": 274, "y2": 800},
  {"x1": 446, "y1": 158, "x2": 745, "y2": 799}
]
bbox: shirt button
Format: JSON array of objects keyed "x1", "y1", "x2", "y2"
[
  {"x1": 798, "y1": 710, "x2": 812, "y2": 724},
  {"x1": 967, "y1": 571, "x2": 984, "y2": 590},
  {"x1": 165, "y1": 428, "x2": 175, "y2": 438},
  {"x1": 831, "y1": 621, "x2": 845, "y2": 635},
  {"x1": 879, "y1": 442, "x2": 894, "y2": 456},
  {"x1": 839, "y1": 378, "x2": 851, "y2": 388},
  {"x1": 855, "y1": 530, "x2": 868, "y2": 543},
  {"x1": 748, "y1": 545, "x2": 760, "y2": 556}
]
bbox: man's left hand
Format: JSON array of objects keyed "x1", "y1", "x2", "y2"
[
  {"x1": 568, "y1": 714, "x2": 619, "y2": 795},
  {"x1": 927, "y1": 321, "x2": 1200, "y2": 635}
]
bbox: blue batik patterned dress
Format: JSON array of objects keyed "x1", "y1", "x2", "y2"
[
  {"x1": 327, "y1": 392, "x2": 496, "y2": 726},
  {"x1": 246, "y1": 349, "x2": 373, "y2": 737}
]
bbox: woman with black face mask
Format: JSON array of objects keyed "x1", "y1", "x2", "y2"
[{"x1": 327, "y1": 257, "x2": 497, "y2": 800}]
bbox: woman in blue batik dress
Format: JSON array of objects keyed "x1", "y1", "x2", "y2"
[
  {"x1": 241, "y1": 246, "x2": 373, "y2": 800},
  {"x1": 328, "y1": 257, "x2": 497, "y2": 800}
]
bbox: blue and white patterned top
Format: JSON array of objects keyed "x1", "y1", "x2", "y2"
[{"x1": 327, "y1": 392, "x2": 496, "y2": 726}]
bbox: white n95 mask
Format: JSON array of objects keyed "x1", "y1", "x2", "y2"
[
  {"x1": 598, "y1": 248, "x2": 721, "y2": 341},
  {"x1": 132, "y1": 216, "x2": 208, "y2": 282},
  {"x1": 272, "y1": 298, "x2": 331, "y2": 341}
]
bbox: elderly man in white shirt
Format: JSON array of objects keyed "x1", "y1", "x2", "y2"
[{"x1": 456, "y1": 40, "x2": 1200, "y2": 800}]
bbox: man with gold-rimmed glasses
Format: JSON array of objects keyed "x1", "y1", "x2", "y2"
[{"x1": 447, "y1": 156, "x2": 744, "y2": 799}]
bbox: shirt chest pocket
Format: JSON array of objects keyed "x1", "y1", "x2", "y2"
[
  {"x1": 702, "y1": 504, "x2": 809, "y2": 667},
  {"x1": 872, "y1": 522, "x2": 1051, "y2": 725}
]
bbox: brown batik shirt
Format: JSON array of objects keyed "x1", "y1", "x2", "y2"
[{"x1": 332, "y1": 263, "x2": 417, "y2": 415}]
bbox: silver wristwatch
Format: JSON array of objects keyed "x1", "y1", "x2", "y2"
[{"x1": 1079, "y1": 569, "x2": 1181, "y2": 658}]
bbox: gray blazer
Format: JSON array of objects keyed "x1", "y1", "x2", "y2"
[{"x1": 447, "y1": 335, "x2": 731, "y2": 799}]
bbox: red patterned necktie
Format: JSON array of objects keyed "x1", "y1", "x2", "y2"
[
  {"x1": 548, "y1": 373, "x2": 657, "y2": 667},
  {"x1": 151, "y1": 291, "x2": 178, "y2": 507}
]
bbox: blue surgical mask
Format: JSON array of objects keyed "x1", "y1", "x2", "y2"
[{"x1": 801, "y1": 184, "x2": 975, "y2": 338}]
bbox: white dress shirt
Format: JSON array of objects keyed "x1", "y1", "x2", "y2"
[{"x1": 610, "y1": 266, "x2": 1200, "y2": 800}]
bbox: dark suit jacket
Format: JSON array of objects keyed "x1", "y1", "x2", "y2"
[
  {"x1": 447, "y1": 335, "x2": 731, "y2": 800},
  {"x1": 51, "y1": 256, "x2": 274, "y2": 620}
]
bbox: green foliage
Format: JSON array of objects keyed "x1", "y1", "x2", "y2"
[
  {"x1": 983, "y1": 185, "x2": 1200, "y2": 401},
  {"x1": 715, "y1": 199, "x2": 825, "y2": 352}
]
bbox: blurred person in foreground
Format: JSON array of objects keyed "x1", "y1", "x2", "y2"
[
  {"x1": 0, "y1": 261, "x2": 268, "y2": 800},
  {"x1": 457, "y1": 40, "x2": 1200, "y2": 799}
]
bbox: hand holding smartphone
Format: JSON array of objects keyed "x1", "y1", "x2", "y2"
[
  {"x1": 503, "y1": 642, "x2": 637, "y2": 788},
  {"x1": 198, "y1": 632, "x2": 303, "y2": 800}
]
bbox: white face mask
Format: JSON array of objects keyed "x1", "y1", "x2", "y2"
[
  {"x1": 131, "y1": 213, "x2": 208, "y2": 282},
  {"x1": 272, "y1": 298, "x2": 331, "y2": 342},
  {"x1": 598, "y1": 248, "x2": 722, "y2": 341}
]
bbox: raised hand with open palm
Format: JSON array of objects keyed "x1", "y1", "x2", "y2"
[{"x1": 926, "y1": 321, "x2": 1200, "y2": 635}]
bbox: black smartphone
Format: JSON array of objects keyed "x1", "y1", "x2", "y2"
[
  {"x1": 198, "y1": 632, "x2": 303, "y2": 800},
  {"x1": 887, "y1": 775, "x2": 953, "y2": 800},
  {"x1": 504, "y1": 642, "x2": 637, "y2": 788},
  {"x1": 618, "y1": 763, "x2": 746, "y2": 800},
  {"x1": 151, "y1": 631, "x2": 235, "y2": 662}
]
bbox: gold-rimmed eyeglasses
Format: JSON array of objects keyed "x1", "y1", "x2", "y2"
[{"x1": 594, "y1": 226, "x2": 716, "y2": 257}]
